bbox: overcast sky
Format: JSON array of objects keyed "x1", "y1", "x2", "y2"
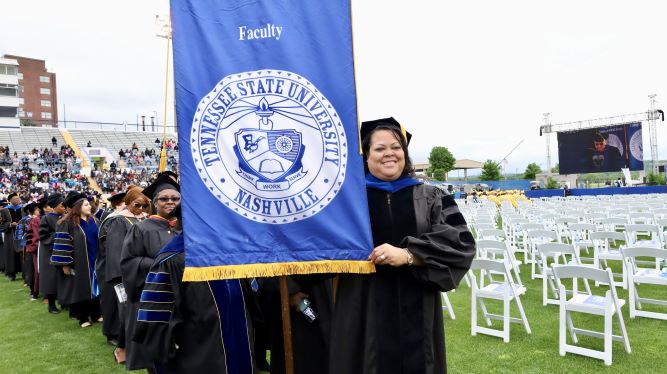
[{"x1": 2, "y1": 0, "x2": 666, "y2": 176}]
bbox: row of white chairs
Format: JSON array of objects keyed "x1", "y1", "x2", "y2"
[
  {"x1": 468, "y1": 245, "x2": 667, "y2": 365},
  {"x1": 460, "y1": 195, "x2": 667, "y2": 365}
]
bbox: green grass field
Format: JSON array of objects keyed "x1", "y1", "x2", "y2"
[
  {"x1": 0, "y1": 279, "x2": 125, "y2": 374},
  {"x1": 1, "y1": 258, "x2": 665, "y2": 373}
]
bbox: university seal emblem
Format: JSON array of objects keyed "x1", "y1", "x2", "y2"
[
  {"x1": 629, "y1": 128, "x2": 643, "y2": 161},
  {"x1": 191, "y1": 70, "x2": 348, "y2": 223}
]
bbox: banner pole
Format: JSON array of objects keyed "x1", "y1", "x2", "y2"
[{"x1": 279, "y1": 276, "x2": 295, "y2": 374}]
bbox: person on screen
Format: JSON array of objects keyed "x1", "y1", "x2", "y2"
[{"x1": 586, "y1": 131, "x2": 623, "y2": 172}]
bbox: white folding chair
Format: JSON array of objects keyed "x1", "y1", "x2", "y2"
[
  {"x1": 476, "y1": 239, "x2": 522, "y2": 281},
  {"x1": 625, "y1": 224, "x2": 663, "y2": 250},
  {"x1": 508, "y1": 218, "x2": 530, "y2": 254},
  {"x1": 476, "y1": 228, "x2": 507, "y2": 241},
  {"x1": 555, "y1": 217, "x2": 578, "y2": 243},
  {"x1": 567, "y1": 223, "x2": 597, "y2": 261},
  {"x1": 658, "y1": 218, "x2": 667, "y2": 251},
  {"x1": 621, "y1": 247, "x2": 667, "y2": 320},
  {"x1": 538, "y1": 242, "x2": 591, "y2": 306},
  {"x1": 526, "y1": 229, "x2": 559, "y2": 279},
  {"x1": 600, "y1": 217, "x2": 627, "y2": 233},
  {"x1": 470, "y1": 258, "x2": 531, "y2": 343},
  {"x1": 519, "y1": 223, "x2": 545, "y2": 260},
  {"x1": 629, "y1": 212, "x2": 654, "y2": 225},
  {"x1": 590, "y1": 231, "x2": 627, "y2": 288},
  {"x1": 584, "y1": 213, "x2": 606, "y2": 229},
  {"x1": 441, "y1": 292, "x2": 456, "y2": 320},
  {"x1": 473, "y1": 223, "x2": 497, "y2": 238},
  {"x1": 653, "y1": 208, "x2": 667, "y2": 221},
  {"x1": 553, "y1": 265, "x2": 631, "y2": 366}
]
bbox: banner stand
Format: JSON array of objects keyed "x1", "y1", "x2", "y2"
[{"x1": 279, "y1": 277, "x2": 295, "y2": 374}]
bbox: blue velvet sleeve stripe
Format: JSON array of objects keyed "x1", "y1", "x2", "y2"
[
  {"x1": 146, "y1": 272, "x2": 171, "y2": 284},
  {"x1": 140, "y1": 290, "x2": 175, "y2": 303},
  {"x1": 137, "y1": 309, "x2": 171, "y2": 323},
  {"x1": 51, "y1": 255, "x2": 73, "y2": 264},
  {"x1": 53, "y1": 243, "x2": 73, "y2": 251},
  {"x1": 54, "y1": 232, "x2": 72, "y2": 240}
]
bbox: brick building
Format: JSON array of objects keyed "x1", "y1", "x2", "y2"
[{"x1": 3, "y1": 54, "x2": 58, "y2": 127}]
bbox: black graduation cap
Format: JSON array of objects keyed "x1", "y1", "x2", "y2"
[
  {"x1": 107, "y1": 192, "x2": 126, "y2": 204},
  {"x1": 142, "y1": 172, "x2": 180, "y2": 200},
  {"x1": 64, "y1": 191, "x2": 87, "y2": 209},
  {"x1": 160, "y1": 170, "x2": 179, "y2": 182},
  {"x1": 46, "y1": 193, "x2": 64, "y2": 208},
  {"x1": 360, "y1": 117, "x2": 412, "y2": 145},
  {"x1": 0, "y1": 199, "x2": 7, "y2": 206},
  {"x1": 23, "y1": 201, "x2": 40, "y2": 215}
]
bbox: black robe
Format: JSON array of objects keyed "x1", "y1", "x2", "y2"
[
  {"x1": 0, "y1": 214, "x2": 4, "y2": 272},
  {"x1": 133, "y1": 235, "x2": 256, "y2": 374},
  {"x1": 1, "y1": 205, "x2": 24, "y2": 276},
  {"x1": 96, "y1": 213, "x2": 138, "y2": 341},
  {"x1": 120, "y1": 216, "x2": 176, "y2": 370},
  {"x1": 51, "y1": 219, "x2": 100, "y2": 305},
  {"x1": 38, "y1": 213, "x2": 61, "y2": 296},
  {"x1": 330, "y1": 184, "x2": 476, "y2": 374},
  {"x1": 261, "y1": 275, "x2": 333, "y2": 374}
]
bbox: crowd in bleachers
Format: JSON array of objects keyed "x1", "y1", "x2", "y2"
[
  {"x1": 92, "y1": 168, "x2": 156, "y2": 193},
  {"x1": 116, "y1": 138, "x2": 178, "y2": 169},
  {"x1": 0, "y1": 145, "x2": 78, "y2": 169},
  {"x1": 0, "y1": 144, "x2": 93, "y2": 200},
  {"x1": 0, "y1": 136, "x2": 179, "y2": 200}
]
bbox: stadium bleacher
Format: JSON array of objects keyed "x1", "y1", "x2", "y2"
[{"x1": 0, "y1": 127, "x2": 177, "y2": 166}]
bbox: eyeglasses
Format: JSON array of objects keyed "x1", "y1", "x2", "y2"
[
  {"x1": 156, "y1": 197, "x2": 181, "y2": 203},
  {"x1": 133, "y1": 203, "x2": 149, "y2": 208}
]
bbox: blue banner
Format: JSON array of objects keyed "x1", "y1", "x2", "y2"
[{"x1": 170, "y1": 0, "x2": 374, "y2": 280}]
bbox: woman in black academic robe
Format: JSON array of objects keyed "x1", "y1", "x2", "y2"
[
  {"x1": 330, "y1": 118, "x2": 476, "y2": 374},
  {"x1": 1, "y1": 198, "x2": 24, "y2": 281},
  {"x1": 120, "y1": 173, "x2": 180, "y2": 371},
  {"x1": 97, "y1": 186, "x2": 148, "y2": 363},
  {"x1": 134, "y1": 206, "x2": 256, "y2": 374},
  {"x1": 51, "y1": 193, "x2": 102, "y2": 327},
  {"x1": 39, "y1": 193, "x2": 65, "y2": 314}
]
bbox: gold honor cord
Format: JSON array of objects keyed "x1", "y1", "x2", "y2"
[{"x1": 159, "y1": 20, "x2": 172, "y2": 172}]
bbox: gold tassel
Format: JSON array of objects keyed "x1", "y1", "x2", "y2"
[
  {"x1": 159, "y1": 141, "x2": 167, "y2": 172},
  {"x1": 183, "y1": 260, "x2": 376, "y2": 281}
]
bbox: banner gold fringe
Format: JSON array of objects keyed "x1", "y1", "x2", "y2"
[{"x1": 182, "y1": 260, "x2": 376, "y2": 281}]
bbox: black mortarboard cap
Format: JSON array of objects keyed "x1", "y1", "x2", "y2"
[
  {"x1": 64, "y1": 191, "x2": 87, "y2": 209},
  {"x1": 46, "y1": 193, "x2": 64, "y2": 208},
  {"x1": 160, "y1": 170, "x2": 179, "y2": 182},
  {"x1": 142, "y1": 172, "x2": 180, "y2": 200},
  {"x1": 360, "y1": 117, "x2": 412, "y2": 145},
  {"x1": 108, "y1": 192, "x2": 126, "y2": 203},
  {"x1": 24, "y1": 202, "x2": 40, "y2": 215}
]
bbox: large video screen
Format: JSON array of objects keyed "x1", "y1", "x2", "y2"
[{"x1": 557, "y1": 122, "x2": 643, "y2": 174}]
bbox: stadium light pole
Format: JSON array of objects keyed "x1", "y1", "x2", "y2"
[
  {"x1": 152, "y1": 110, "x2": 158, "y2": 132},
  {"x1": 141, "y1": 115, "x2": 146, "y2": 132}
]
